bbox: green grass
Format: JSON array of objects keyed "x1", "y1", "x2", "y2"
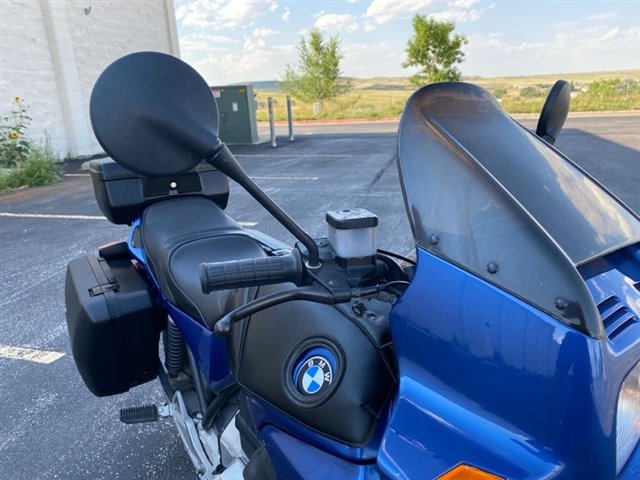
[
  {"x1": 254, "y1": 70, "x2": 640, "y2": 121},
  {"x1": 256, "y1": 90, "x2": 410, "y2": 121},
  {"x1": 0, "y1": 148, "x2": 58, "y2": 194}
]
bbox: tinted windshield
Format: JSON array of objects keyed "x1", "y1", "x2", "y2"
[{"x1": 397, "y1": 83, "x2": 640, "y2": 336}]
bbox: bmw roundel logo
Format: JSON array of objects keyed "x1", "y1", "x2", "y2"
[{"x1": 297, "y1": 356, "x2": 333, "y2": 395}]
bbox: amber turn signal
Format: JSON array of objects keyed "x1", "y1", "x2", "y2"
[{"x1": 437, "y1": 464, "x2": 504, "y2": 480}]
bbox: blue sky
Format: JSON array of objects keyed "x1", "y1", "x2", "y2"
[{"x1": 174, "y1": 0, "x2": 640, "y2": 85}]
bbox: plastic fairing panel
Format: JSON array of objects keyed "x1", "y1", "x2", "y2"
[
  {"x1": 379, "y1": 248, "x2": 631, "y2": 479},
  {"x1": 397, "y1": 82, "x2": 640, "y2": 337}
]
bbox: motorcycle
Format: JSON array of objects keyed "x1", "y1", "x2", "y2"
[{"x1": 64, "y1": 51, "x2": 640, "y2": 479}]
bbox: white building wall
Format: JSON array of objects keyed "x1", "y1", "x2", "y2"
[
  {"x1": 0, "y1": 0, "x2": 179, "y2": 159},
  {"x1": 0, "y1": 1, "x2": 69, "y2": 156}
]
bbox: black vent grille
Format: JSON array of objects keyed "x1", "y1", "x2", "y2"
[{"x1": 598, "y1": 295, "x2": 639, "y2": 340}]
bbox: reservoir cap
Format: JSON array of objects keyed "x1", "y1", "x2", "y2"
[{"x1": 326, "y1": 208, "x2": 378, "y2": 230}]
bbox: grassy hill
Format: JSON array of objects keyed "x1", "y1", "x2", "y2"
[
  {"x1": 471, "y1": 70, "x2": 640, "y2": 89},
  {"x1": 249, "y1": 70, "x2": 640, "y2": 121},
  {"x1": 250, "y1": 70, "x2": 639, "y2": 91}
]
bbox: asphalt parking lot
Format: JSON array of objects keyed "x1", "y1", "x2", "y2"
[{"x1": 0, "y1": 114, "x2": 639, "y2": 479}]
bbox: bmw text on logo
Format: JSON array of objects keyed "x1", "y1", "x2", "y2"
[{"x1": 298, "y1": 356, "x2": 333, "y2": 395}]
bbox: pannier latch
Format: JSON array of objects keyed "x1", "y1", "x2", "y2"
[{"x1": 89, "y1": 283, "x2": 119, "y2": 296}]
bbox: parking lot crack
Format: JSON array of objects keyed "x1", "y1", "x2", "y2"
[{"x1": 367, "y1": 155, "x2": 396, "y2": 192}]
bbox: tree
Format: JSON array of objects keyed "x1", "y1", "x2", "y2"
[
  {"x1": 403, "y1": 16, "x2": 468, "y2": 87},
  {"x1": 282, "y1": 29, "x2": 350, "y2": 109}
]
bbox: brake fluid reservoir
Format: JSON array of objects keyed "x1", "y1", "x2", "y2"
[{"x1": 326, "y1": 208, "x2": 378, "y2": 259}]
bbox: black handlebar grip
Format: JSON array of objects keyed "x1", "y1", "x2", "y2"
[{"x1": 200, "y1": 251, "x2": 303, "y2": 293}]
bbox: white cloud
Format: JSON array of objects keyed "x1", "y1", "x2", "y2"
[
  {"x1": 449, "y1": 0, "x2": 478, "y2": 7},
  {"x1": 281, "y1": 6, "x2": 291, "y2": 22},
  {"x1": 342, "y1": 41, "x2": 407, "y2": 77},
  {"x1": 269, "y1": 2, "x2": 278, "y2": 12},
  {"x1": 253, "y1": 27, "x2": 279, "y2": 37},
  {"x1": 178, "y1": 0, "x2": 274, "y2": 30},
  {"x1": 218, "y1": 0, "x2": 256, "y2": 28},
  {"x1": 554, "y1": 25, "x2": 638, "y2": 54},
  {"x1": 365, "y1": 0, "x2": 494, "y2": 25},
  {"x1": 314, "y1": 13, "x2": 359, "y2": 33},
  {"x1": 179, "y1": 32, "x2": 237, "y2": 61},
  {"x1": 243, "y1": 35, "x2": 266, "y2": 50},
  {"x1": 365, "y1": 0, "x2": 432, "y2": 25},
  {"x1": 179, "y1": 0, "x2": 219, "y2": 28},
  {"x1": 552, "y1": 20, "x2": 580, "y2": 29},
  {"x1": 600, "y1": 27, "x2": 620, "y2": 41},
  {"x1": 429, "y1": 2, "x2": 495, "y2": 23},
  {"x1": 175, "y1": 4, "x2": 188, "y2": 21},
  {"x1": 588, "y1": 12, "x2": 618, "y2": 22},
  {"x1": 464, "y1": 24, "x2": 640, "y2": 76},
  {"x1": 194, "y1": 42, "x2": 296, "y2": 84}
]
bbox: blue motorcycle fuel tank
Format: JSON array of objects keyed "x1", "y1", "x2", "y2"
[{"x1": 380, "y1": 83, "x2": 640, "y2": 479}]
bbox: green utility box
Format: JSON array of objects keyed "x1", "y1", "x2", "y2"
[{"x1": 211, "y1": 84, "x2": 259, "y2": 144}]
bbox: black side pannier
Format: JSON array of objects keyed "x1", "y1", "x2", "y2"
[{"x1": 65, "y1": 242, "x2": 164, "y2": 397}]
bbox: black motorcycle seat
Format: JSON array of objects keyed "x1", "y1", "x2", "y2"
[{"x1": 140, "y1": 196, "x2": 266, "y2": 327}]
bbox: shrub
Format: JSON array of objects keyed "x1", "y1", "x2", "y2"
[
  {"x1": 573, "y1": 79, "x2": 640, "y2": 111},
  {"x1": 0, "y1": 97, "x2": 33, "y2": 168},
  {"x1": 492, "y1": 88, "x2": 508, "y2": 99},
  {"x1": 0, "y1": 97, "x2": 58, "y2": 193},
  {"x1": 519, "y1": 86, "x2": 545, "y2": 98}
]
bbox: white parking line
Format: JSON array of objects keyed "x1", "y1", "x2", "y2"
[
  {"x1": 0, "y1": 345, "x2": 65, "y2": 364},
  {"x1": 1, "y1": 212, "x2": 107, "y2": 220},
  {"x1": 63, "y1": 173, "x2": 90, "y2": 177},
  {"x1": 0, "y1": 212, "x2": 257, "y2": 227},
  {"x1": 251, "y1": 176, "x2": 318, "y2": 181},
  {"x1": 236, "y1": 154, "x2": 352, "y2": 158}
]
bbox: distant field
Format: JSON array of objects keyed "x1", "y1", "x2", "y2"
[
  {"x1": 255, "y1": 90, "x2": 408, "y2": 122},
  {"x1": 472, "y1": 69, "x2": 640, "y2": 88},
  {"x1": 254, "y1": 70, "x2": 640, "y2": 121}
]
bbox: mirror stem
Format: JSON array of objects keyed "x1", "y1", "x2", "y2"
[{"x1": 208, "y1": 143, "x2": 321, "y2": 267}]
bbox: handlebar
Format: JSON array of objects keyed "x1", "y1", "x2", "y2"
[{"x1": 200, "y1": 251, "x2": 303, "y2": 294}]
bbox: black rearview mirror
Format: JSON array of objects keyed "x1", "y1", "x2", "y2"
[
  {"x1": 536, "y1": 80, "x2": 571, "y2": 145},
  {"x1": 90, "y1": 51, "x2": 220, "y2": 176}
]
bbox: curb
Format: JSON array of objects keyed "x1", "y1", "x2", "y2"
[{"x1": 259, "y1": 110, "x2": 640, "y2": 127}]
